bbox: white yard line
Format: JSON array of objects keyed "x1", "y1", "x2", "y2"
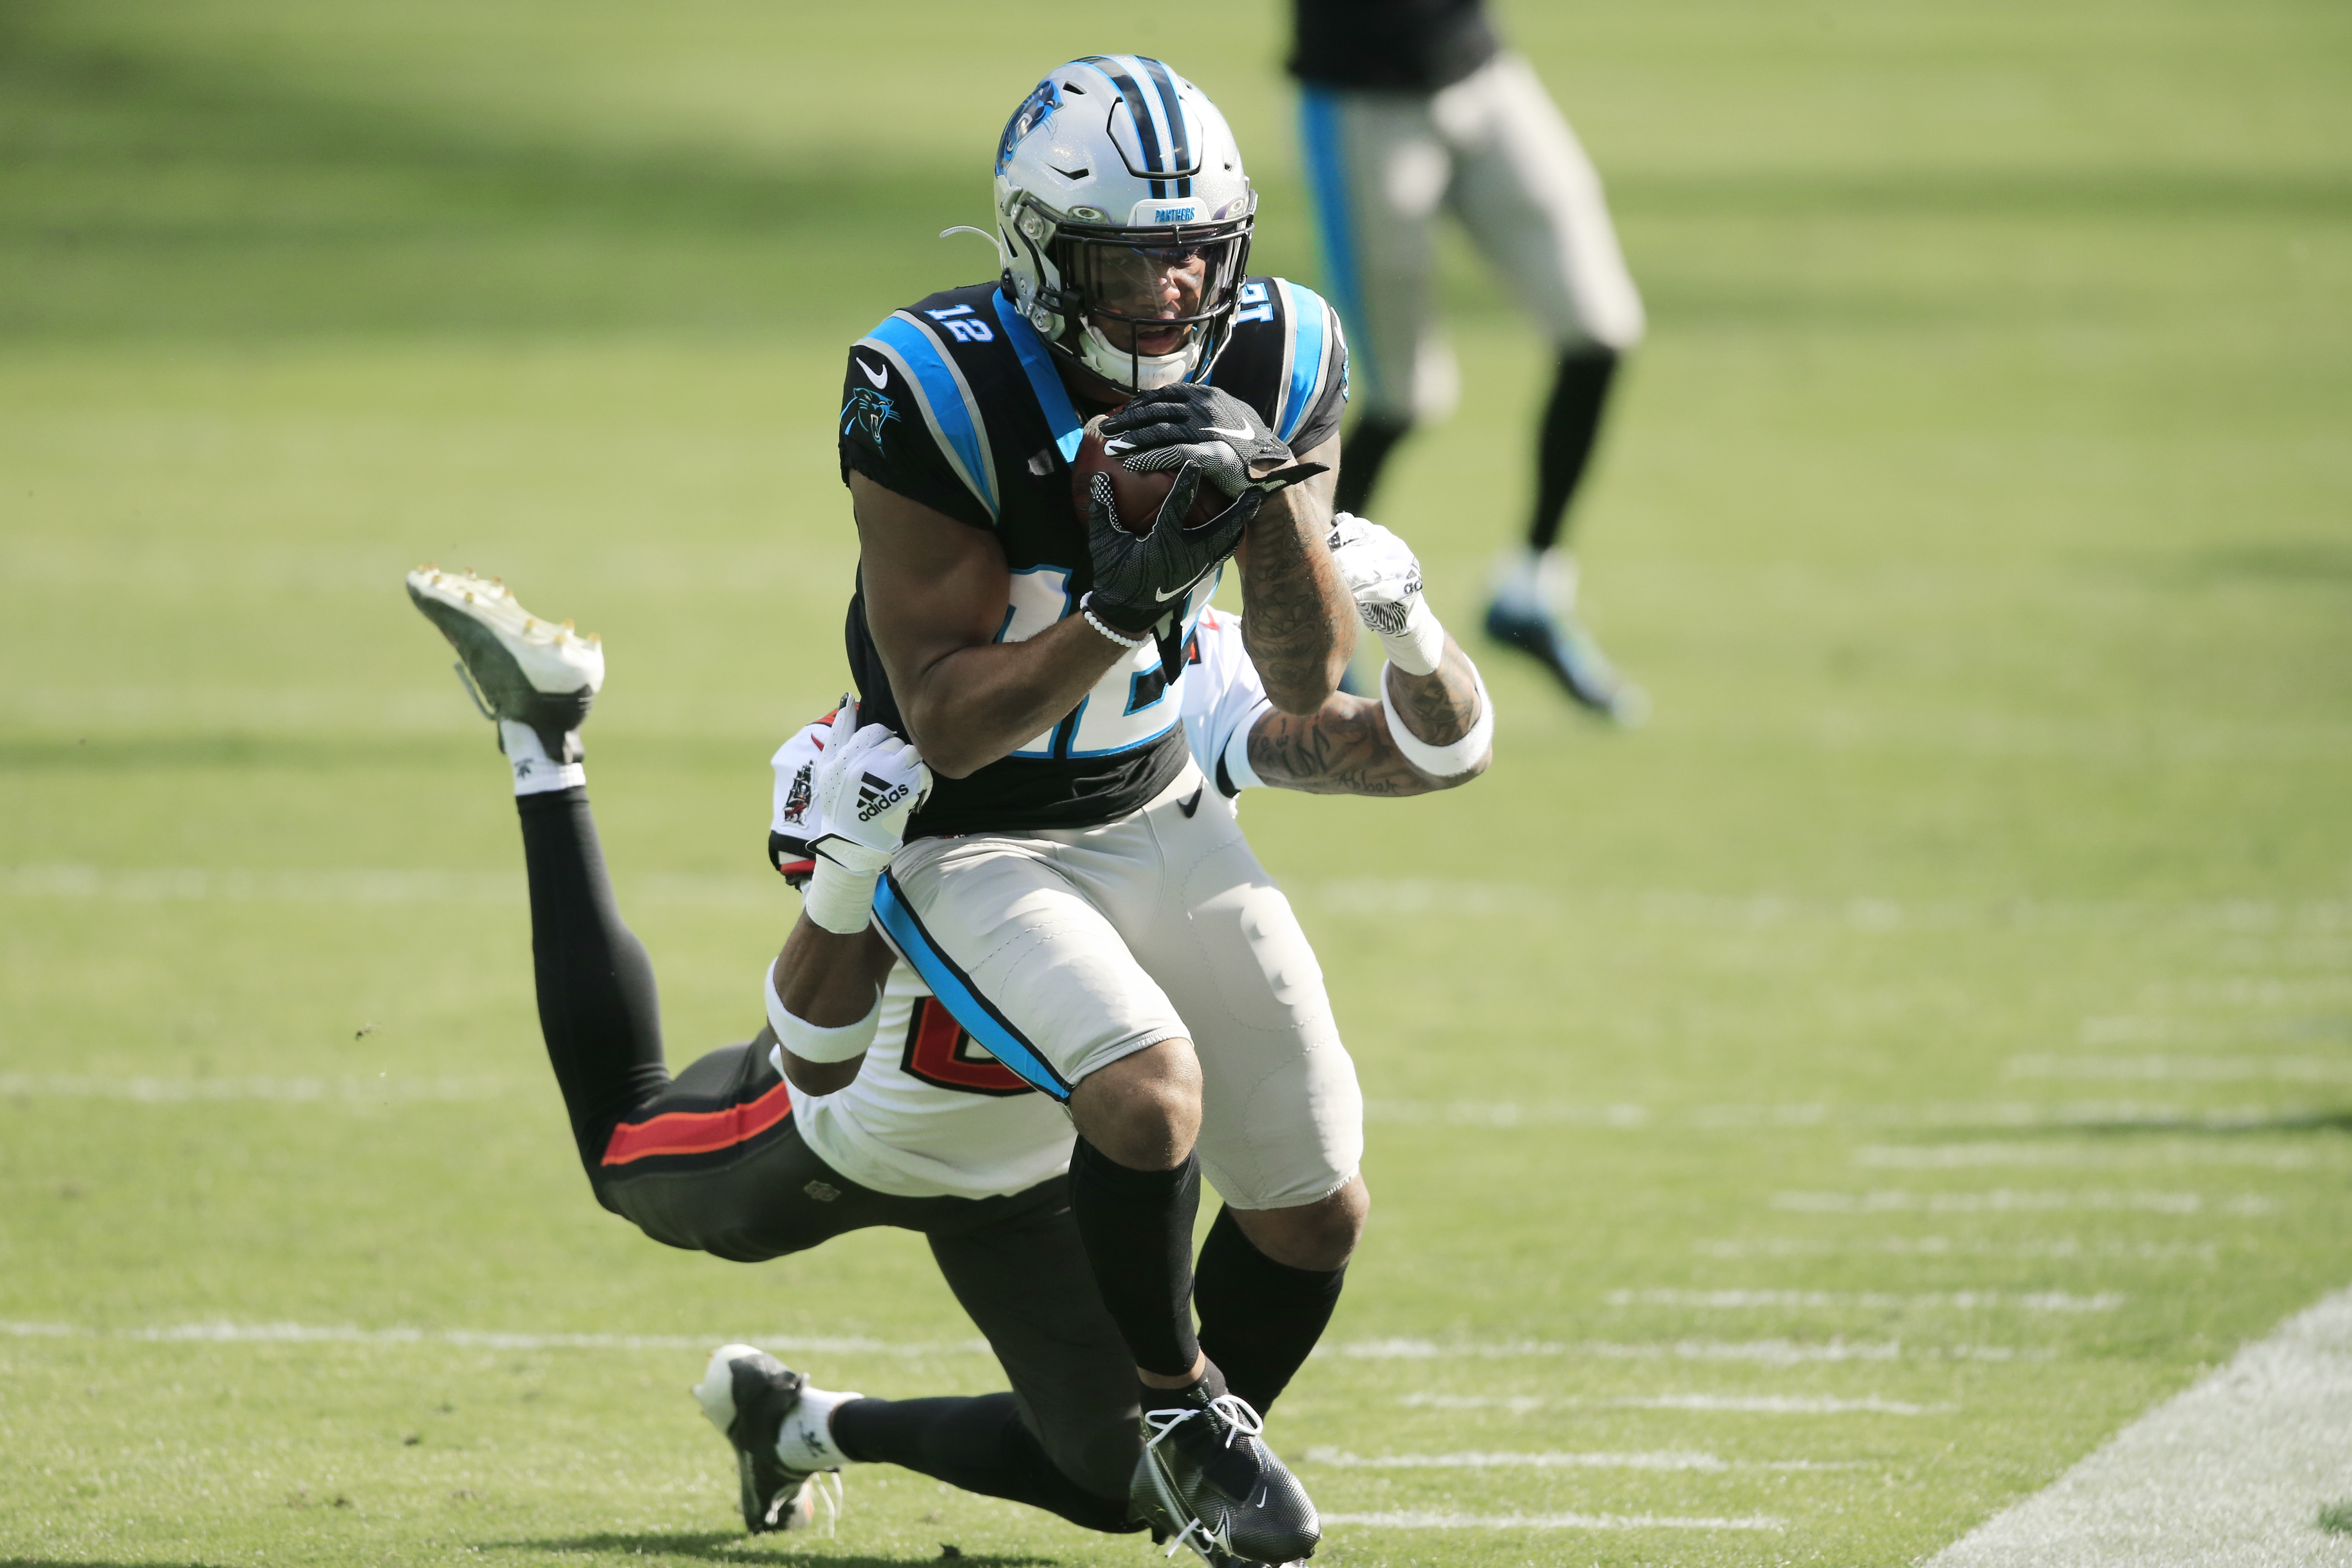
[
  {"x1": 1322, "y1": 1509, "x2": 1785, "y2": 1532},
  {"x1": 0, "y1": 1320, "x2": 987, "y2": 1356},
  {"x1": 1607, "y1": 1289, "x2": 2125, "y2": 1312},
  {"x1": 1924, "y1": 1281, "x2": 2352, "y2": 1567},
  {"x1": 1402, "y1": 1392, "x2": 1953, "y2": 1415},
  {"x1": 1324, "y1": 1337, "x2": 2029, "y2": 1363},
  {"x1": 1775, "y1": 1189, "x2": 2272, "y2": 1215},
  {"x1": 0, "y1": 1073, "x2": 514, "y2": 1103}
]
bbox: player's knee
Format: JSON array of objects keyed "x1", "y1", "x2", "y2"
[
  {"x1": 1234, "y1": 1173, "x2": 1370, "y2": 1272},
  {"x1": 1068, "y1": 1039, "x2": 1201, "y2": 1171}
]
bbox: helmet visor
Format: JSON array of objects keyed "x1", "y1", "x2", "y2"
[{"x1": 1054, "y1": 224, "x2": 1249, "y2": 362}]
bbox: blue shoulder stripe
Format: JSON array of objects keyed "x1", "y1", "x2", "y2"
[
  {"x1": 872, "y1": 873, "x2": 1072, "y2": 1101},
  {"x1": 860, "y1": 313, "x2": 999, "y2": 519},
  {"x1": 991, "y1": 291, "x2": 1084, "y2": 464},
  {"x1": 1272, "y1": 279, "x2": 1334, "y2": 444}
]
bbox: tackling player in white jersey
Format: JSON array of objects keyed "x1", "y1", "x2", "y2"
[{"x1": 403, "y1": 516, "x2": 1490, "y2": 1553}]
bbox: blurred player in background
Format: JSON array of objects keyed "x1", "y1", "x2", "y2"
[
  {"x1": 400, "y1": 513, "x2": 1491, "y2": 1549},
  {"x1": 1294, "y1": 0, "x2": 1649, "y2": 721}
]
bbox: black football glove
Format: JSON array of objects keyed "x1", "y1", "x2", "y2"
[
  {"x1": 1083, "y1": 465, "x2": 1247, "y2": 679},
  {"x1": 1098, "y1": 382, "x2": 1329, "y2": 500}
]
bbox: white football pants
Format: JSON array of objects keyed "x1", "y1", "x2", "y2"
[{"x1": 1300, "y1": 53, "x2": 1646, "y2": 424}]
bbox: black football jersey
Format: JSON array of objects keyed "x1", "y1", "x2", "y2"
[
  {"x1": 1289, "y1": 0, "x2": 1499, "y2": 92},
  {"x1": 838, "y1": 277, "x2": 1347, "y2": 838}
]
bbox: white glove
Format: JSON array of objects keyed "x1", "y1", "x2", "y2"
[
  {"x1": 1327, "y1": 513, "x2": 1447, "y2": 676},
  {"x1": 801, "y1": 700, "x2": 931, "y2": 934}
]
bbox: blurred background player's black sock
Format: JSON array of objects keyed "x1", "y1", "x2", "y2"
[
  {"x1": 1068, "y1": 1137, "x2": 1204, "y2": 1385},
  {"x1": 1193, "y1": 1205, "x2": 1348, "y2": 1412},
  {"x1": 1528, "y1": 344, "x2": 1621, "y2": 552},
  {"x1": 515, "y1": 786, "x2": 671, "y2": 1183},
  {"x1": 832, "y1": 1393, "x2": 1138, "y2": 1534},
  {"x1": 1334, "y1": 412, "x2": 1414, "y2": 519}
]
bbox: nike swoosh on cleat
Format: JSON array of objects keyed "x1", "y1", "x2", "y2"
[
  {"x1": 856, "y1": 357, "x2": 888, "y2": 389},
  {"x1": 1205, "y1": 423, "x2": 1255, "y2": 439}
]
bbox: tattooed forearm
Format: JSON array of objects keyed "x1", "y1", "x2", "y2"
[
  {"x1": 1248, "y1": 699, "x2": 1431, "y2": 795},
  {"x1": 1248, "y1": 634, "x2": 1490, "y2": 796},
  {"x1": 1385, "y1": 638, "x2": 1482, "y2": 746},
  {"x1": 1238, "y1": 438, "x2": 1354, "y2": 714}
]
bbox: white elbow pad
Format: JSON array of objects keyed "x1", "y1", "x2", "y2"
[
  {"x1": 1378, "y1": 664, "x2": 1494, "y2": 779},
  {"x1": 763, "y1": 957, "x2": 882, "y2": 1064}
]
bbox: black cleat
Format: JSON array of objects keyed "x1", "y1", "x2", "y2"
[
  {"x1": 404, "y1": 566, "x2": 603, "y2": 762},
  {"x1": 1484, "y1": 597, "x2": 1648, "y2": 725},
  {"x1": 691, "y1": 1344, "x2": 836, "y2": 1534},
  {"x1": 1131, "y1": 1388, "x2": 1318, "y2": 1567}
]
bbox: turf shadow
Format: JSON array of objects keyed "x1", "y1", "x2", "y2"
[{"x1": 484, "y1": 1536, "x2": 1058, "y2": 1566}]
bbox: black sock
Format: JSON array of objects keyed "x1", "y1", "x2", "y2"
[
  {"x1": 1334, "y1": 413, "x2": 1414, "y2": 519},
  {"x1": 831, "y1": 1393, "x2": 1139, "y2": 1534},
  {"x1": 515, "y1": 787, "x2": 670, "y2": 1181},
  {"x1": 1193, "y1": 1207, "x2": 1348, "y2": 1413},
  {"x1": 1529, "y1": 345, "x2": 1622, "y2": 553},
  {"x1": 1068, "y1": 1137, "x2": 1202, "y2": 1380}
]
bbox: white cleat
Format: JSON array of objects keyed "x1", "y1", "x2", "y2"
[{"x1": 405, "y1": 566, "x2": 603, "y2": 761}]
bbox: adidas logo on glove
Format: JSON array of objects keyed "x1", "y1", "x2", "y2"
[{"x1": 856, "y1": 772, "x2": 911, "y2": 822}]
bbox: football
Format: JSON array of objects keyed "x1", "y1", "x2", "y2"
[{"x1": 1071, "y1": 413, "x2": 1221, "y2": 535}]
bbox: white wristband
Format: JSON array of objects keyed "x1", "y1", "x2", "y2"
[
  {"x1": 799, "y1": 855, "x2": 879, "y2": 935},
  {"x1": 1374, "y1": 598, "x2": 1447, "y2": 677},
  {"x1": 764, "y1": 958, "x2": 882, "y2": 1064},
  {"x1": 1379, "y1": 662, "x2": 1494, "y2": 779}
]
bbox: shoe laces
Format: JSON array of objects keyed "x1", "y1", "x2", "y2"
[{"x1": 1142, "y1": 1392, "x2": 1265, "y2": 1453}]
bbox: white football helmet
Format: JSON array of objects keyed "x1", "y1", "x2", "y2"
[{"x1": 989, "y1": 56, "x2": 1256, "y2": 394}]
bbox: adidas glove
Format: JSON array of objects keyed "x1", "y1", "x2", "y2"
[
  {"x1": 1098, "y1": 382, "x2": 1329, "y2": 500},
  {"x1": 1328, "y1": 513, "x2": 1447, "y2": 676},
  {"x1": 801, "y1": 700, "x2": 931, "y2": 935}
]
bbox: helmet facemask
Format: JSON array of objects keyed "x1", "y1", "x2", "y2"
[{"x1": 1035, "y1": 212, "x2": 1252, "y2": 394}]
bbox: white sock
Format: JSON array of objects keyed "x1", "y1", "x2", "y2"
[
  {"x1": 775, "y1": 1383, "x2": 863, "y2": 1471},
  {"x1": 1490, "y1": 546, "x2": 1577, "y2": 616},
  {"x1": 500, "y1": 719, "x2": 585, "y2": 796}
]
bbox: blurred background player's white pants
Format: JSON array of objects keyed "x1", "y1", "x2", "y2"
[{"x1": 1301, "y1": 53, "x2": 1646, "y2": 426}]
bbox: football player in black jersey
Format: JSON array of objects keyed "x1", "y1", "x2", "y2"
[
  {"x1": 1294, "y1": 0, "x2": 1650, "y2": 721},
  {"x1": 834, "y1": 55, "x2": 1360, "y2": 1565}
]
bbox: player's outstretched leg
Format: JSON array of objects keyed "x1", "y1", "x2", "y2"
[
  {"x1": 1483, "y1": 347, "x2": 1649, "y2": 724},
  {"x1": 692, "y1": 1346, "x2": 855, "y2": 1534},
  {"x1": 404, "y1": 568, "x2": 670, "y2": 1175}
]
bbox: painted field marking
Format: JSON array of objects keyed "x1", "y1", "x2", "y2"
[
  {"x1": 1364, "y1": 1101, "x2": 2325, "y2": 1132},
  {"x1": 0, "y1": 1320, "x2": 989, "y2": 1356},
  {"x1": 2009, "y1": 1054, "x2": 2352, "y2": 1083},
  {"x1": 1774, "y1": 1188, "x2": 2272, "y2": 1215},
  {"x1": 1309, "y1": 1447, "x2": 1730, "y2": 1471},
  {"x1": 1323, "y1": 1338, "x2": 2029, "y2": 1363},
  {"x1": 0, "y1": 864, "x2": 770, "y2": 909},
  {"x1": 1698, "y1": 1237, "x2": 2220, "y2": 1262},
  {"x1": 0, "y1": 1073, "x2": 514, "y2": 1103},
  {"x1": 1321, "y1": 1509, "x2": 1785, "y2": 1532},
  {"x1": 1608, "y1": 1289, "x2": 2125, "y2": 1312},
  {"x1": 1855, "y1": 1143, "x2": 2324, "y2": 1171},
  {"x1": 1402, "y1": 1392, "x2": 1954, "y2": 1416},
  {"x1": 1923, "y1": 1279, "x2": 2352, "y2": 1566}
]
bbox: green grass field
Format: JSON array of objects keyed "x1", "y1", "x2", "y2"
[{"x1": 4, "y1": 0, "x2": 2349, "y2": 1563}]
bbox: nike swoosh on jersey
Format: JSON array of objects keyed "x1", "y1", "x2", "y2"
[
  {"x1": 1176, "y1": 786, "x2": 1204, "y2": 818},
  {"x1": 1205, "y1": 423, "x2": 1255, "y2": 439},
  {"x1": 855, "y1": 357, "x2": 888, "y2": 389}
]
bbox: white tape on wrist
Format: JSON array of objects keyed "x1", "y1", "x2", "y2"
[
  {"x1": 1376, "y1": 598, "x2": 1448, "y2": 677},
  {"x1": 799, "y1": 855, "x2": 879, "y2": 935},
  {"x1": 1379, "y1": 662, "x2": 1494, "y2": 779},
  {"x1": 764, "y1": 957, "x2": 882, "y2": 1064}
]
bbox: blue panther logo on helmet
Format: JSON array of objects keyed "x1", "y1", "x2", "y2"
[
  {"x1": 841, "y1": 387, "x2": 899, "y2": 451},
  {"x1": 996, "y1": 78, "x2": 1060, "y2": 174}
]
